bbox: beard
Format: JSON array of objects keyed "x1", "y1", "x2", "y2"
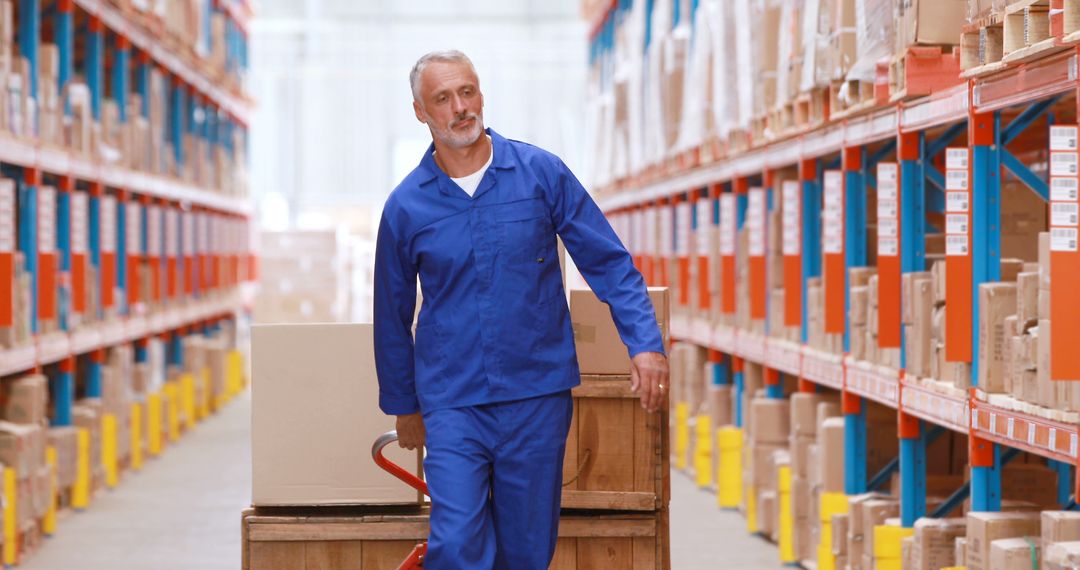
[{"x1": 428, "y1": 111, "x2": 484, "y2": 149}]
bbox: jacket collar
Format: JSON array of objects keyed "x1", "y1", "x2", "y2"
[{"x1": 415, "y1": 127, "x2": 515, "y2": 186}]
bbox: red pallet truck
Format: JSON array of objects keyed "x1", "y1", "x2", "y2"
[{"x1": 372, "y1": 431, "x2": 430, "y2": 570}]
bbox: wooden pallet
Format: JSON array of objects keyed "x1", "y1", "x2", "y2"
[
  {"x1": 828, "y1": 78, "x2": 877, "y2": 120},
  {"x1": 794, "y1": 87, "x2": 829, "y2": 131},
  {"x1": 562, "y1": 375, "x2": 670, "y2": 511},
  {"x1": 241, "y1": 506, "x2": 670, "y2": 570},
  {"x1": 961, "y1": 0, "x2": 1068, "y2": 76},
  {"x1": 889, "y1": 46, "x2": 964, "y2": 102},
  {"x1": 768, "y1": 100, "x2": 798, "y2": 141}
]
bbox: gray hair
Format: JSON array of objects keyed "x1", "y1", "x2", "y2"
[{"x1": 409, "y1": 50, "x2": 476, "y2": 101}]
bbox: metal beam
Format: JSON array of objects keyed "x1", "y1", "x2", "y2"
[
  {"x1": 1002, "y1": 95, "x2": 1061, "y2": 146},
  {"x1": 926, "y1": 122, "x2": 967, "y2": 159},
  {"x1": 1002, "y1": 149, "x2": 1049, "y2": 201}
]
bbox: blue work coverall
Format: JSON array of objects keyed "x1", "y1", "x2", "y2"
[{"x1": 373, "y1": 128, "x2": 663, "y2": 569}]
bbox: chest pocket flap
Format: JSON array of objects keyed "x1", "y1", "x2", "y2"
[{"x1": 492, "y1": 198, "x2": 548, "y2": 223}]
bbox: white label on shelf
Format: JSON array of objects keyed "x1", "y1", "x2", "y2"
[
  {"x1": 1007, "y1": 417, "x2": 1015, "y2": 439},
  {"x1": 878, "y1": 179, "x2": 898, "y2": 201},
  {"x1": 946, "y1": 191, "x2": 969, "y2": 213},
  {"x1": 183, "y1": 212, "x2": 194, "y2": 256},
  {"x1": 1051, "y1": 177, "x2": 1080, "y2": 201},
  {"x1": 877, "y1": 162, "x2": 898, "y2": 184},
  {"x1": 1052, "y1": 202, "x2": 1080, "y2": 226},
  {"x1": 1050, "y1": 428, "x2": 1058, "y2": 451},
  {"x1": 823, "y1": 172, "x2": 843, "y2": 254},
  {"x1": 748, "y1": 188, "x2": 766, "y2": 257},
  {"x1": 782, "y1": 181, "x2": 800, "y2": 256},
  {"x1": 946, "y1": 170, "x2": 969, "y2": 190},
  {"x1": 946, "y1": 235, "x2": 969, "y2": 256},
  {"x1": 971, "y1": 409, "x2": 979, "y2": 429},
  {"x1": 1051, "y1": 227, "x2": 1079, "y2": 251},
  {"x1": 1072, "y1": 433, "x2": 1078, "y2": 459},
  {"x1": 126, "y1": 202, "x2": 141, "y2": 255},
  {"x1": 990, "y1": 413, "x2": 998, "y2": 434},
  {"x1": 37, "y1": 186, "x2": 55, "y2": 254},
  {"x1": 720, "y1": 194, "x2": 736, "y2": 256},
  {"x1": 165, "y1": 209, "x2": 179, "y2": 257},
  {"x1": 878, "y1": 237, "x2": 899, "y2": 257},
  {"x1": 676, "y1": 200, "x2": 690, "y2": 257},
  {"x1": 147, "y1": 205, "x2": 161, "y2": 257},
  {"x1": 1029, "y1": 422, "x2": 1037, "y2": 445},
  {"x1": 946, "y1": 148, "x2": 969, "y2": 170},
  {"x1": 877, "y1": 198, "x2": 898, "y2": 220},
  {"x1": 71, "y1": 192, "x2": 87, "y2": 255},
  {"x1": 696, "y1": 201, "x2": 712, "y2": 258},
  {"x1": 1052, "y1": 151, "x2": 1080, "y2": 176},
  {"x1": 0, "y1": 181, "x2": 12, "y2": 253},
  {"x1": 1051, "y1": 126, "x2": 1079, "y2": 151},
  {"x1": 100, "y1": 196, "x2": 116, "y2": 254},
  {"x1": 660, "y1": 204, "x2": 672, "y2": 257},
  {"x1": 946, "y1": 214, "x2": 969, "y2": 235},
  {"x1": 878, "y1": 218, "x2": 898, "y2": 238}
]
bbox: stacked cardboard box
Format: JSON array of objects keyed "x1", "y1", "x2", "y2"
[
  {"x1": 255, "y1": 230, "x2": 349, "y2": 324},
  {"x1": 966, "y1": 511, "x2": 1041, "y2": 570},
  {"x1": 0, "y1": 373, "x2": 50, "y2": 531},
  {"x1": 745, "y1": 395, "x2": 790, "y2": 539},
  {"x1": 911, "y1": 517, "x2": 967, "y2": 570},
  {"x1": 789, "y1": 392, "x2": 838, "y2": 561},
  {"x1": 0, "y1": 249, "x2": 34, "y2": 350}
]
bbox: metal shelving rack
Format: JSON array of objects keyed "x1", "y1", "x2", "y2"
[
  {"x1": 0, "y1": 0, "x2": 253, "y2": 430},
  {"x1": 589, "y1": 3, "x2": 1080, "y2": 532}
]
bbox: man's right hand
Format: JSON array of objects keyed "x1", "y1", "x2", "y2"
[{"x1": 396, "y1": 412, "x2": 426, "y2": 450}]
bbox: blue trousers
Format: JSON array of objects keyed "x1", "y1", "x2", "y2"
[{"x1": 422, "y1": 390, "x2": 573, "y2": 570}]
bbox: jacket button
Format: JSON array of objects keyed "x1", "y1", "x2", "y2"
[{"x1": 537, "y1": 257, "x2": 545, "y2": 263}]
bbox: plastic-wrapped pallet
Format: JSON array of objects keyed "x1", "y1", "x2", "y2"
[
  {"x1": 774, "y1": 0, "x2": 804, "y2": 109},
  {"x1": 967, "y1": 0, "x2": 1006, "y2": 22},
  {"x1": 706, "y1": 0, "x2": 735, "y2": 142},
  {"x1": 846, "y1": 0, "x2": 894, "y2": 95},
  {"x1": 675, "y1": 0, "x2": 716, "y2": 154}
]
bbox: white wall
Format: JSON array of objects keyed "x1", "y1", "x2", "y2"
[{"x1": 250, "y1": 0, "x2": 589, "y2": 236}]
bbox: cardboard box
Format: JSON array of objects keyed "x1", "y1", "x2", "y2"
[
  {"x1": 750, "y1": 442, "x2": 786, "y2": 491},
  {"x1": 251, "y1": 324, "x2": 422, "y2": 506},
  {"x1": 791, "y1": 392, "x2": 836, "y2": 436},
  {"x1": 847, "y1": 493, "x2": 891, "y2": 563},
  {"x1": 990, "y1": 537, "x2": 1041, "y2": 569},
  {"x1": 1, "y1": 374, "x2": 47, "y2": 424},
  {"x1": 0, "y1": 421, "x2": 41, "y2": 477},
  {"x1": 978, "y1": 282, "x2": 1018, "y2": 393},
  {"x1": 1016, "y1": 272, "x2": 1039, "y2": 330},
  {"x1": 818, "y1": 417, "x2": 845, "y2": 493},
  {"x1": 1038, "y1": 319, "x2": 1052, "y2": 407},
  {"x1": 1046, "y1": 541, "x2": 1080, "y2": 568},
  {"x1": 47, "y1": 426, "x2": 78, "y2": 489},
  {"x1": 570, "y1": 287, "x2": 670, "y2": 375},
  {"x1": 1043, "y1": 512, "x2": 1080, "y2": 546},
  {"x1": 793, "y1": 474, "x2": 811, "y2": 520},
  {"x1": 791, "y1": 434, "x2": 815, "y2": 479},
  {"x1": 850, "y1": 286, "x2": 869, "y2": 326},
  {"x1": 707, "y1": 384, "x2": 733, "y2": 428},
  {"x1": 956, "y1": 536, "x2": 967, "y2": 567},
  {"x1": 832, "y1": 513, "x2": 849, "y2": 555},
  {"x1": 966, "y1": 511, "x2": 1041, "y2": 570},
  {"x1": 1003, "y1": 462, "x2": 1060, "y2": 508},
  {"x1": 750, "y1": 398, "x2": 790, "y2": 444},
  {"x1": 861, "y1": 499, "x2": 901, "y2": 557},
  {"x1": 912, "y1": 517, "x2": 965, "y2": 570},
  {"x1": 902, "y1": 272, "x2": 932, "y2": 324}
]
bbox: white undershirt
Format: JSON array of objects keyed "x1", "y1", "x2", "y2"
[{"x1": 447, "y1": 138, "x2": 493, "y2": 197}]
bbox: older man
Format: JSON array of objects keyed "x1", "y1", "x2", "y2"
[{"x1": 373, "y1": 50, "x2": 667, "y2": 569}]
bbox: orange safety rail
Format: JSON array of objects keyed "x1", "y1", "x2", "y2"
[
  {"x1": 676, "y1": 193, "x2": 690, "y2": 307},
  {"x1": 35, "y1": 170, "x2": 57, "y2": 323},
  {"x1": 70, "y1": 184, "x2": 87, "y2": 315},
  {"x1": 1049, "y1": 125, "x2": 1080, "y2": 380},
  {"x1": 96, "y1": 183, "x2": 117, "y2": 311},
  {"x1": 944, "y1": 144, "x2": 973, "y2": 362},
  {"x1": 748, "y1": 186, "x2": 767, "y2": 320},
  {"x1": 878, "y1": 158, "x2": 903, "y2": 348},
  {"x1": 124, "y1": 192, "x2": 141, "y2": 307},
  {"x1": 720, "y1": 188, "x2": 737, "y2": 315},
  {"x1": 822, "y1": 168, "x2": 845, "y2": 334}
]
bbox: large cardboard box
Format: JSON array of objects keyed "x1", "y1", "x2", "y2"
[
  {"x1": 570, "y1": 287, "x2": 670, "y2": 375},
  {"x1": 990, "y1": 537, "x2": 1041, "y2": 569},
  {"x1": 1044, "y1": 511, "x2": 1080, "y2": 546},
  {"x1": 0, "y1": 421, "x2": 42, "y2": 477},
  {"x1": 1046, "y1": 541, "x2": 1080, "y2": 568},
  {"x1": 790, "y1": 392, "x2": 837, "y2": 436},
  {"x1": 750, "y1": 398, "x2": 790, "y2": 444},
  {"x1": 978, "y1": 282, "x2": 1018, "y2": 393},
  {"x1": 966, "y1": 511, "x2": 1041, "y2": 570},
  {"x1": 0, "y1": 374, "x2": 47, "y2": 424},
  {"x1": 251, "y1": 324, "x2": 422, "y2": 506},
  {"x1": 912, "y1": 517, "x2": 965, "y2": 570},
  {"x1": 818, "y1": 417, "x2": 845, "y2": 493},
  {"x1": 47, "y1": 426, "x2": 78, "y2": 489}
]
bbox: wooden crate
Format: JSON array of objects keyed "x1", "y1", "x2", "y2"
[
  {"x1": 562, "y1": 375, "x2": 670, "y2": 511},
  {"x1": 242, "y1": 506, "x2": 669, "y2": 570}
]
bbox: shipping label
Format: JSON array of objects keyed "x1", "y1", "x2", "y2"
[
  {"x1": 1051, "y1": 126, "x2": 1079, "y2": 151},
  {"x1": 946, "y1": 170, "x2": 969, "y2": 191},
  {"x1": 946, "y1": 191, "x2": 969, "y2": 213},
  {"x1": 946, "y1": 234, "x2": 969, "y2": 256},
  {"x1": 877, "y1": 218, "x2": 898, "y2": 238},
  {"x1": 823, "y1": 171, "x2": 843, "y2": 254},
  {"x1": 878, "y1": 237, "x2": 898, "y2": 257},
  {"x1": 71, "y1": 192, "x2": 87, "y2": 255},
  {"x1": 748, "y1": 188, "x2": 766, "y2": 257},
  {"x1": 0, "y1": 181, "x2": 12, "y2": 253},
  {"x1": 1051, "y1": 151, "x2": 1080, "y2": 177},
  {"x1": 720, "y1": 194, "x2": 736, "y2": 256},
  {"x1": 946, "y1": 214, "x2": 969, "y2": 235},
  {"x1": 1051, "y1": 177, "x2": 1079, "y2": 201},
  {"x1": 1051, "y1": 227, "x2": 1079, "y2": 252},
  {"x1": 101, "y1": 196, "x2": 116, "y2": 253},
  {"x1": 877, "y1": 198, "x2": 898, "y2": 220},
  {"x1": 37, "y1": 186, "x2": 56, "y2": 254},
  {"x1": 1052, "y1": 202, "x2": 1080, "y2": 227},
  {"x1": 696, "y1": 199, "x2": 711, "y2": 257}
]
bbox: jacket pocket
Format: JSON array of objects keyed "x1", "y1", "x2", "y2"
[{"x1": 413, "y1": 322, "x2": 448, "y2": 394}]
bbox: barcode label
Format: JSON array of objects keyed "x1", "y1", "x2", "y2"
[
  {"x1": 100, "y1": 195, "x2": 116, "y2": 253},
  {"x1": 878, "y1": 218, "x2": 898, "y2": 238},
  {"x1": 0, "y1": 181, "x2": 12, "y2": 253},
  {"x1": 946, "y1": 214, "x2": 969, "y2": 234},
  {"x1": 878, "y1": 237, "x2": 899, "y2": 257},
  {"x1": 877, "y1": 198, "x2": 898, "y2": 220},
  {"x1": 946, "y1": 148, "x2": 969, "y2": 170},
  {"x1": 719, "y1": 194, "x2": 736, "y2": 255},
  {"x1": 1052, "y1": 202, "x2": 1080, "y2": 226},
  {"x1": 946, "y1": 170, "x2": 969, "y2": 190},
  {"x1": 1051, "y1": 126, "x2": 1079, "y2": 151},
  {"x1": 1051, "y1": 227, "x2": 1079, "y2": 251},
  {"x1": 696, "y1": 200, "x2": 711, "y2": 256},
  {"x1": 946, "y1": 235, "x2": 969, "y2": 256},
  {"x1": 71, "y1": 192, "x2": 87, "y2": 255},
  {"x1": 878, "y1": 180, "x2": 898, "y2": 201},
  {"x1": 1052, "y1": 151, "x2": 1080, "y2": 176},
  {"x1": 877, "y1": 162, "x2": 898, "y2": 184},
  {"x1": 126, "y1": 202, "x2": 141, "y2": 255},
  {"x1": 748, "y1": 188, "x2": 766, "y2": 256},
  {"x1": 946, "y1": 192, "x2": 969, "y2": 212},
  {"x1": 37, "y1": 186, "x2": 56, "y2": 254},
  {"x1": 1051, "y1": 177, "x2": 1079, "y2": 201}
]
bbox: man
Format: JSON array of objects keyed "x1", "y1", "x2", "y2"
[{"x1": 373, "y1": 50, "x2": 667, "y2": 570}]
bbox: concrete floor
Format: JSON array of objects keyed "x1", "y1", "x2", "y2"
[{"x1": 22, "y1": 391, "x2": 780, "y2": 569}]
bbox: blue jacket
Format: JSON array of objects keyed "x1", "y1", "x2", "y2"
[{"x1": 373, "y1": 129, "x2": 664, "y2": 415}]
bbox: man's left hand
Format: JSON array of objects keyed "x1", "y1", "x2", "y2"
[{"x1": 630, "y1": 352, "x2": 669, "y2": 413}]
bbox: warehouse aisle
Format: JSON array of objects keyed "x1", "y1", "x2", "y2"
[
  {"x1": 22, "y1": 393, "x2": 253, "y2": 570},
  {"x1": 669, "y1": 471, "x2": 780, "y2": 569}
]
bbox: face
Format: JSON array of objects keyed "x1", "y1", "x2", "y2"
[{"x1": 413, "y1": 60, "x2": 485, "y2": 149}]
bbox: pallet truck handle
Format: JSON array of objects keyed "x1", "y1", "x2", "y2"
[{"x1": 372, "y1": 431, "x2": 430, "y2": 497}]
